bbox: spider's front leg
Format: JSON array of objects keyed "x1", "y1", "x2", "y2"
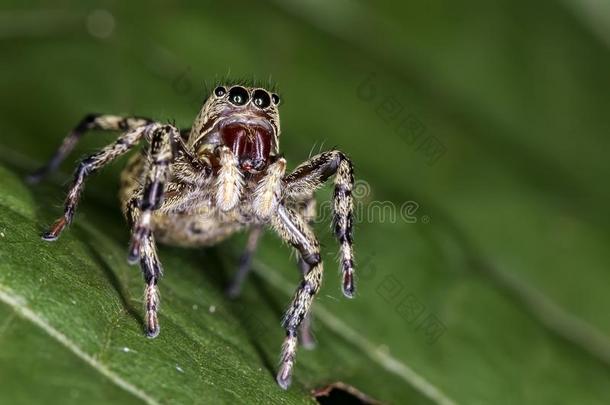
[
  {"x1": 284, "y1": 150, "x2": 356, "y2": 297},
  {"x1": 126, "y1": 124, "x2": 180, "y2": 337},
  {"x1": 270, "y1": 204, "x2": 324, "y2": 389}
]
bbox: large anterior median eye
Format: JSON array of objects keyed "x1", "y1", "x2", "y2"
[
  {"x1": 252, "y1": 89, "x2": 271, "y2": 109},
  {"x1": 228, "y1": 86, "x2": 249, "y2": 106}
]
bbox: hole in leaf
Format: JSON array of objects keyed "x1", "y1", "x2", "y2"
[{"x1": 313, "y1": 381, "x2": 381, "y2": 405}]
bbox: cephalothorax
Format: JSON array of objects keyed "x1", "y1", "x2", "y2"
[{"x1": 30, "y1": 83, "x2": 355, "y2": 389}]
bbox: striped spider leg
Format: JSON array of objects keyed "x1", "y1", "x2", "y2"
[
  {"x1": 31, "y1": 115, "x2": 186, "y2": 337},
  {"x1": 271, "y1": 150, "x2": 355, "y2": 389},
  {"x1": 283, "y1": 150, "x2": 356, "y2": 297},
  {"x1": 225, "y1": 225, "x2": 264, "y2": 299},
  {"x1": 124, "y1": 125, "x2": 182, "y2": 337},
  {"x1": 226, "y1": 198, "x2": 319, "y2": 349},
  {"x1": 27, "y1": 114, "x2": 152, "y2": 184}
]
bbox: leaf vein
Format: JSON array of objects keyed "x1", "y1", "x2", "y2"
[{"x1": 0, "y1": 285, "x2": 159, "y2": 405}]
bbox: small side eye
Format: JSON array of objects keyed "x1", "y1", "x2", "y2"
[
  {"x1": 228, "y1": 86, "x2": 249, "y2": 106},
  {"x1": 271, "y1": 93, "x2": 280, "y2": 105},
  {"x1": 252, "y1": 89, "x2": 271, "y2": 108},
  {"x1": 214, "y1": 86, "x2": 226, "y2": 97}
]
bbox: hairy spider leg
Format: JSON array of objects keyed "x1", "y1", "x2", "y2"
[
  {"x1": 294, "y1": 193, "x2": 318, "y2": 349},
  {"x1": 271, "y1": 205, "x2": 323, "y2": 389},
  {"x1": 125, "y1": 124, "x2": 180, "y2": 337},
  {"x1": 226, "y1": 225, "x2": 264, "y2": 299},
  {"x1": 40, "y1": 124, "x2": 153, "y2": 241},
  {"x1": 296, "y1": 256, "x2": 316, "y2": 350},
  {"x1": 28, "y1": 114, "x2": 152, "y2": 183},
  {"x1": 283, "y1": 151, "x2": 356, "y2": 297},
  {"x1": 127, "y1": 125, "x2": 179, "y2": 262}
]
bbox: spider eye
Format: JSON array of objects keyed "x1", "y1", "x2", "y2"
[
  {"x1": 252, "y1": 89, "x2": 271, "y2": 109},
  {"x1": 271, "y1": 93, "x2": 280, "y2": 105},
  {"x1": 228, "y1": 86, "x2": 249, "y2": 106},
  {"x1": 214, "y1": 86, "x2": 226, "y2": 97}
]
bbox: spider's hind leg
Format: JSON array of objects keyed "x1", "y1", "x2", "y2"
[
  {"x1": 28, "y1": 114, "x2": 152, "y2": 183},
  {"x1": 226, "y1": 225, "x2": 263, "y2": 299}
]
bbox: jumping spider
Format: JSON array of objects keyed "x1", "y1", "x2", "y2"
[{"x1": 30, "y1": 84, "x2": 355, "y2": 389}]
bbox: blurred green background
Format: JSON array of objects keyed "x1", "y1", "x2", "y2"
[{"x1": 1, "y1": 1, "x2": 610, "y2": 404}]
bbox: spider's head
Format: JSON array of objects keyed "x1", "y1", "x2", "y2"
[{"x1": 192, "y1": 85, "x2": 281, "y2": 173}]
